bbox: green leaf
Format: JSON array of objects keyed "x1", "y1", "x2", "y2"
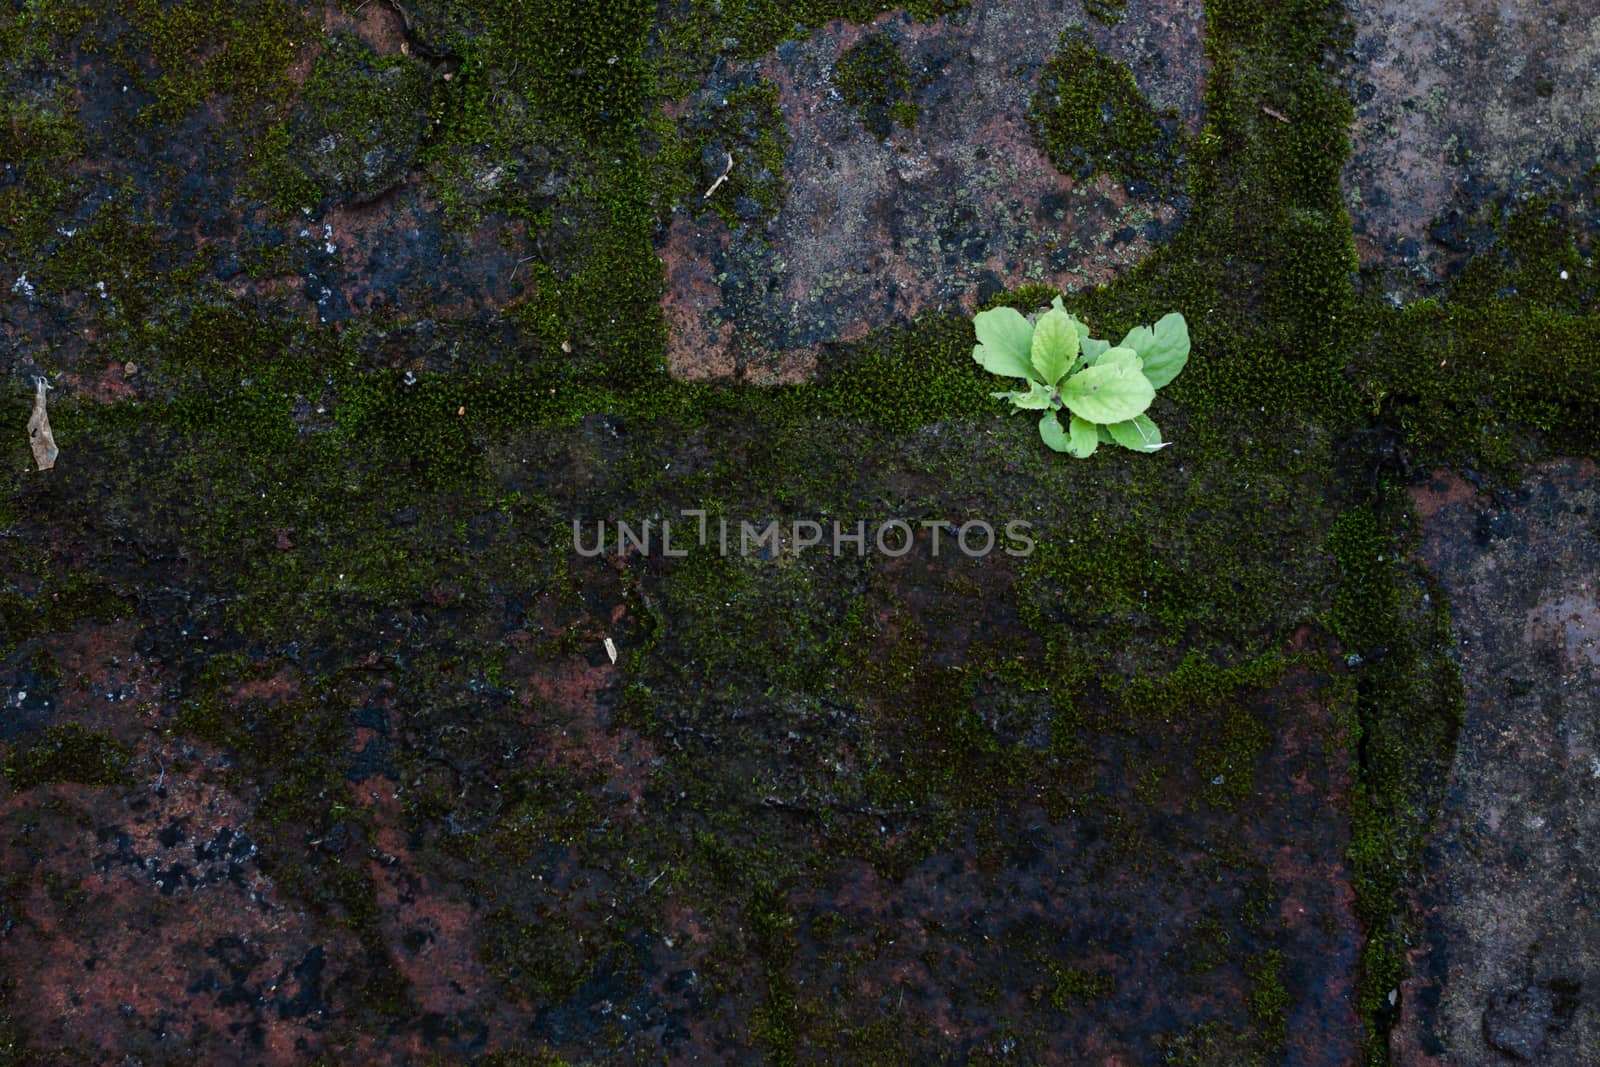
[
  {"x1": 1059, "y1": 353, "x2": 1155, "y2": 424},
  {"x1": 1068, "y1": 415, "x2": 1099, "y2": 457},
  {"x1": 1106, "y1": 413, "x2": 1168, "y2": 452},
  {"x1": 1039, "y1": 412, "x2": 1071, "y2": 452},
  {"x1": 992, "y1": 380, "x2": 1052, "y2": 410},
  {"x1": 1093, "y1": 346, "x2": 1144, "y2": 374},
  {"x1": 1118, "y1": 312, "x2": 1189, "y2": 388},
  {"x1": 1030, "y1": 307, "x2": 1079, "y2": 386},
  {"x1": 1068, "y1": 311, "x2": 1112, "y2": 364},
  {"x1": 972, "y1": 306, "x2": 1036, "y2": 380}
]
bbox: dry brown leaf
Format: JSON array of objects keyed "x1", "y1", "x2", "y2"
[{"x1": 27, "y1": 377, "x2": 57, "y2": 471}]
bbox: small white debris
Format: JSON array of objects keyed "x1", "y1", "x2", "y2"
[
  {"x1": 403, "y1": 370, "x2": 417, "y2": 386},
  {"x1": 1388, "y1": 989, "x2": 1398, "y2": 1006},
  {"x1": 11, "y1": 274, "x2": 34, "y2": 298},
  {"x1": 702, "y1": 153, "x2": 734, "y2": 200},
  {"x1": 1560, "y1": 270, "x2": 1570, "y2": 280},
  {"x1": 603, "y1": 637, "x2": 618, "y2": 664},
  {"x1": 27, "y1": 377, "x2": 58, "y2": 471}
]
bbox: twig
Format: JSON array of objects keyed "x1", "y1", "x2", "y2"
[
  {"x1": 1261, "y1": 106, "x2": 1291, "y2": 124},
  {"x1": 702, "y1": 153, "x2": 734, "y2": 200}
]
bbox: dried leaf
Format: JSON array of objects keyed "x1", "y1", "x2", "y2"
[
  {"x1": 603, "y1": 636, "x2": 618, "y2": 664},
  {"x1": 27, "y1": 378, "x2": 57, "y2": 471}
]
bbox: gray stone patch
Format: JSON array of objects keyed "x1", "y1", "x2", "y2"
[
  {"x1": 1397, "y1": 461, "x2": 1600, "y2": 1064},
  {"x1": 659, "y1": 0, "x2": 1206, "y2": 383},
  {"x1": 1344, "y1": 0, "x2": 1600, "y2": 291}
]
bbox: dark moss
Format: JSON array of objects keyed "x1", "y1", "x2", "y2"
[
  {"x1": 683, "y1": 73, "x2": 790, "y2": 227},
  {"x1": 1027, "y1": 27, "x2": 1184, "y2": 193},
  {"x1": 293, "y1": 32, "x2": 436, "y2": 206},
  {"x1": 1085, "y1": 0, "x2": 1128, "y2": 25},
  {"x1": 117, "y1": 0, "x2": 312, "y2": 123},
  {"x1": 0, "y1": 0, "x2": 1549, "y2": 1059},
  {"x1": 1244, "y1": 949, "x2": 1289, "y2": 1050},
  {"x1": 1350, "y1": 193, "x2": 1600, "y2": 473},
  {"x1": 3, "y1": 723, "x2": 130, "y2": 789},
  {"x1": 0, "y1": 574, "x2": 134, "y2": 656},
  {"x1": 1326, "y1": 507, "x2": 1462, "y2": 1062},
  {"x1": 1046, "y1": 963, "x2": 1114, "y2": 1009},
  {"x1": 834, "y1": 31, "x2": 920, "y2": 140}
]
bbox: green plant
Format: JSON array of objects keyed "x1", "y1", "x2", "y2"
[{"x1": 972, "y1": 297, "x2": 1189, "y2": 457}]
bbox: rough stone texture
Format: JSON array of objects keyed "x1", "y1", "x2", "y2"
[
  {"x1": 1397, "y1": 461, "x2": 1600, "y2": 1064},
  {"x1": 660, "y1": 0, "x2": 1204, "y2": 382},
  {"x1": 1344, "y1": 0, "x2": 1600, "y2": 291},
  {"x1": 0, "y1": 604, "x2": 1362, "y2": 1062},
  {"x1": 0, "y1": 0, "x2": 541, "y2": 396}
]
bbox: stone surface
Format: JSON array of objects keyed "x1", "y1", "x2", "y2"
[
  {"x1": 1344, "y1": 0, "x2": 1600, "y2": 290},
  {"x1": 1397, "y1": 461, "x2": 1600, "y2": 1064},
  {"x1": 660, "y1": 0, "x2": 1203, "y2": 382}
]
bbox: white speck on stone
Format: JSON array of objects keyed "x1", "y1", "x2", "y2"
[
  {"x1": 1560, "y1": 270, "x2": 1569, "y2": 280},
  {"x1": 11, "y1": 274, "x2": 34, "y2": 297}
]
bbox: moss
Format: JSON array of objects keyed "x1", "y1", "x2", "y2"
[
  {"x1": 480, "y1": 1053, "x2": 572, "y2": 1067},
  {"x1": 1350, "y1": 194, "x2": 1600, "y2": 472},
  {"x1": 1085, "y1": 0, "x2": 1128, "y2": 24},
  {"x1": 3, "y1": 724, "x2": 130, "y2": 789},
  {"x1": 0, "y1": 0, "x2": 1534, "y2": 1058},
  {"x1": 834, "y1": 32, "x2": 920, "y2": 140},
  {"x1": 1327, "y1": 507, "x2": 1462, "y2": 1063},
  {"x1": 292, "y1": 32, "x2": 435, "y2": 206},
  {"x1": 0, "y1": 87, "x2": 84, "y2": 267},
  {"x1": 683, "y1": 74, "x2": 790, "y2": 227},
  {"x1": 116, "y1": 0, "x2": 312, "y2": 123},
  {"x1": 1158, "y1": 1020, "x2": 1263, "y2": 1067},
  {"x1": 1047, "y1": 963, "x2": 1114, "y2": 1009},
  {"x1": 1028, "y1": 28, "x2": 1183, "y2": 193},
  {"x1": 0, "y1": 573, "x2": 134, "y2": 656},
  {"x1": 241, "y1": 121, "x2": 322, "y2": 217},
  {"x1": 747, "y1": 883, "x2": 803, "y2": 1062},
  {"x1": 1244, "y1": 949, "x2": 1289, "y2": 1050}
]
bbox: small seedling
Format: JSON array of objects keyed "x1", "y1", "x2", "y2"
[{"x1": 972, "y1": 297, "x2": 1188, "y2": 457}]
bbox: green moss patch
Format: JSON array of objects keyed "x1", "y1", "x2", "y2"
[
  {"x1": 4, "y1": 724, "x2": 130, "y2": 790},
  {"x1": 1028, "y1": 27, "x2": 1183, "y2": 193}
]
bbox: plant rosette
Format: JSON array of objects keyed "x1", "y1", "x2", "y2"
[{"x1": 972, "y1": 296, "x2": 1189, "y2": 458}]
